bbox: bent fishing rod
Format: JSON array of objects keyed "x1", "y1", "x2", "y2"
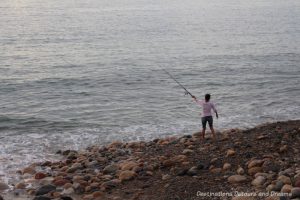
[{"x1": 160, "y1": 67, "x2": 194, "y2": 98}]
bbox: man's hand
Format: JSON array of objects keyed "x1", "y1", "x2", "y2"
[
  {"x1": 192, "y1": 95, "x2": 196, "y2": 99},
  {"x1": 216, "y1": 113, "x2": 219, "y2": 119}
]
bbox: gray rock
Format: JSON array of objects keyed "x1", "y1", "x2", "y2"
[
  {"x1": 35, "y1": 184, "x2": 56, "y2": 196},
  {"x1": 273, "y1": 181, "x2": 284, "y2": 192},
  {"x1": 291, "y1": 187, "x2": 300, "y2": 198}
]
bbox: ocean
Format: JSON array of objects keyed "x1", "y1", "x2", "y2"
[{"x1": 0, "y1": 0, "x2": 299, "y2": 182}]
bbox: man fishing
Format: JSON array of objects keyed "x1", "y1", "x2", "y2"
[
  {"x1": 192, "y1": 94, "x2": 218, "y2": 142},
  {"x1": 161, "y1": 67, "x2": 219, "y2": 142}
]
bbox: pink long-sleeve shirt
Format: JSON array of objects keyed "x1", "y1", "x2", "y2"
[{"x1": 195, "y1": 100, "x2": 217, "y2": 117}]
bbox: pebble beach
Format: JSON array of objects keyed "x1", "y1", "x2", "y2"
[{"x1": 0, "y1": 120, "x2": 299, "y2": 200}]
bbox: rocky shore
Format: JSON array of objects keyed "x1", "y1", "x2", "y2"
[{"x1": 1, "y1": 120, "x2": 300, "y2": 200}]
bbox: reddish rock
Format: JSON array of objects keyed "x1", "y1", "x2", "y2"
[
  {"x1": 35, "y1": 172, "x2": 47, "y2": 179},
  {"x1": 53, "y1": 179, "x2": 70, "y2": 186}
]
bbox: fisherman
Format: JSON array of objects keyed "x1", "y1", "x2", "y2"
[{"x1": 192, "y1": 94, "x2": 218, "y2": 142}]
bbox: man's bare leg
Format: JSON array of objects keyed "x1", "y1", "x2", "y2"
[
  {"x1": 210, "y1": 127, "x2": 217, "y2": 142},
  {"x1": 201, "y1": 129, "x2": 206, "y2": 142}
]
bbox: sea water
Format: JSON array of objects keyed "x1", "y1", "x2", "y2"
[{"x1": 0, "y1": 0, "x2": 299, "y2": 182}]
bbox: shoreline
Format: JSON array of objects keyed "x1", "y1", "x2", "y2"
[{"x1": 1, "y1": 120, "x2": 300, "y2": 200}]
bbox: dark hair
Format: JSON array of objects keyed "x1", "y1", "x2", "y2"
[{"x1": 205, "y1": 94, "x2": 211, "y2": 102}]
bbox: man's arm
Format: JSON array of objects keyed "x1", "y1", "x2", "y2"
[{"x1": 212, "y1": 103, "x2": 219, "y2": 119}]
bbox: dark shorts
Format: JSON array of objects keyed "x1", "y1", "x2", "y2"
[{"x1": 202, "y1": 116, "x2": 213, "y2": 129}]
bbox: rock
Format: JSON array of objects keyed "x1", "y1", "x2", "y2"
[
  {"x1": 15, "y1": 182, "x2": 26, "y2": 189},
  {"x1": 162, "y1": 160, "x2": 175, "y2": 168},
  {"x1": 187, "y1": 166, "x2": 198, "y2": 176},
  {"x1": 251, "y1": 176, "x2": 266, "y2": 187},
  {"x1": 0, "y1": 182, "x2": 9, "y2": 190},
  {"x1": 120, "y1": 161, "x2": 138, "y2": 171},
  {"x1": 177, "y1": 168, "x2": 189, "y2": 176},
  {"x1": 172, "y1": 155, "x2": 188, "y2": 163},
  {"x1": 228, "y1": 175, "x2": 247, "y2": 184},
  {"x1": 281, "y1": 184, "x2": 293, "y2": 193},
  {"x1": 291, "y1": 187, "x2": 300, "y2": 198},
  {"x1": 237, "y1": 166, "x2": 245, "y2": 175},
  {"x1": 277, "y1": 175, "x2": 292, "y2": 185},
  {"x1": 254, "y1": 172, "x2": 269, "y2": 178},
  {"x1": 182, "y1": 149, "x2": 194, "y2": 155},
  {"x1": 262, "y1": 160, "x2": 281, "y2": 173},
  {"x1": 62, "y1": 187, "x2": 75, "y2": 195},
  {"x1": 248, "y1": 167, "x2": 262, "y2": 176},
  {"x1": 223, "y1": 163, "x2": 231, "y2": 171},
  {"x1": 279, "y1": 145, "x2": 288, "y2": 153},
  {"x1": 40, "y1": 177, "x2": 54, "y2": 185},
  {"x1": 103, "y1": 164, "x2": 119, "y2": 174},
  {"x1": 196, "y1": 162, "x2": 208, "y2": 170},
  {"x1": 53, "y1": 179, "x2": 70, "y2": 186},
  {"x1": 272, "y1": 181, "x2": 284, "y2": 191},
  {"x1": 63, "y1": 183, "x2": 73, "y2": 190},
  {"x1": 92, "y1": 191, "x2": 104, "y2": 198},
  {"x1": 22, "y1": 166, "x2": 36, "y2": 175},
  {"x1": 35, "y1": 172, "x2": 47, "y2": 179},
  {"x1": 210, "y1": 158, "x2": 218, "y2": 164},
  {"x1": 248, "y1": 159, "x2": 264, "y2": 169},
  {"x1": 118, "y1": 170, "x2": 137, "y2": 182},
  {"x1": 266, "y1": 184, "x2": 275, "y2": 191},
  {"x1": 35, "y1": 184, "x2": 56, "y2": 196},
  {"x1": 33, "y1": 197, "x2": 51, "y2": 200},
  {"x1": 162, "y1": 174, "x2": 171, "y2": 180},
  {"x1": 210, "y1": 168, "x2": 222, "y2": 174},
  {"x1": 101, "y1": 179, "x2": 120, "y2": 190},
  {"x1": 226, "y1": 149, "x2": 235, "y2": 157}
]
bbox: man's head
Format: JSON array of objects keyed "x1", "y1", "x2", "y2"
[{"x1": 205, "y1": 94, "x2": 211, "y2": 102}]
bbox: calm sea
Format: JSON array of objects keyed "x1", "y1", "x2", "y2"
[{"x1": 0, "y1": 0, "x2": 299, "y2": 182}]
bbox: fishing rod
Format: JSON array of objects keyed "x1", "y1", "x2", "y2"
[{"x1": 160, "y1": 67, "x2": 194, "y2": 98}]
